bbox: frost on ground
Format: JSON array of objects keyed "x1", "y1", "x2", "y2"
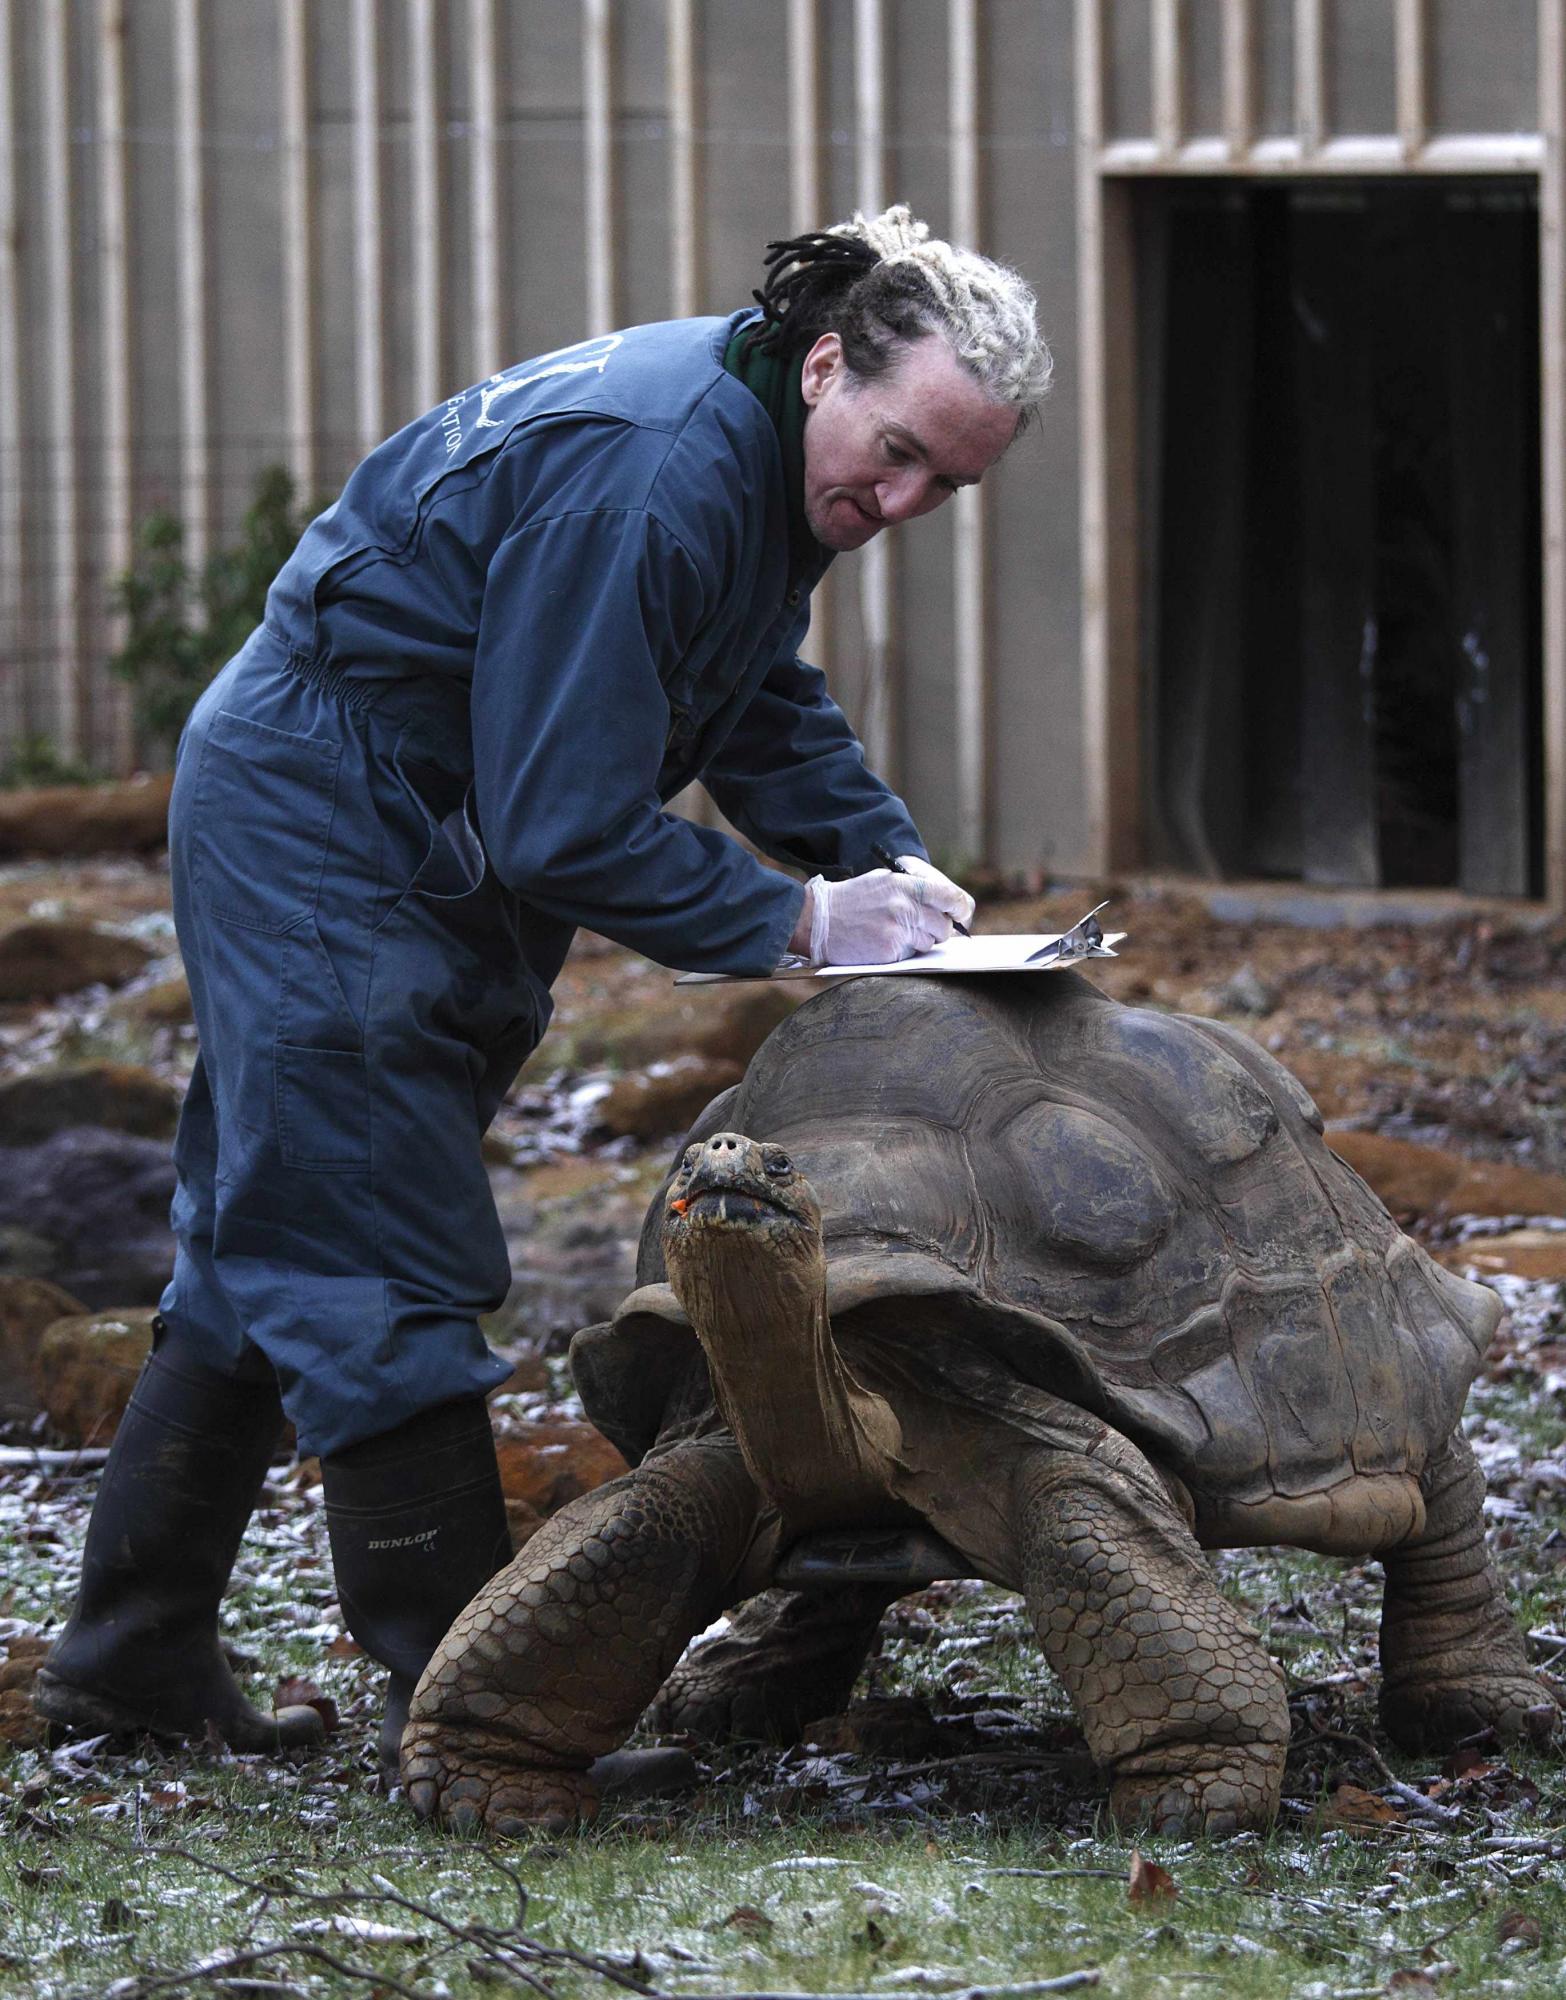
[
  {"x1": 6, "y1": 866, "x2": 1566, "y2": 1994},
  {"x1": 3, "y1": 1279, "x2": 1566, "y2": 1998}
]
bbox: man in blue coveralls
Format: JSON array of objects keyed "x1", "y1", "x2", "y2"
[{"x1": 37, "y1": 205, "x2": 1053, "y2": 1775}]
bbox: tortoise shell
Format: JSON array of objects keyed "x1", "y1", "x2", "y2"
[{"x1": 573, "y1": 973, "x2": 1498, "y2": 1541}]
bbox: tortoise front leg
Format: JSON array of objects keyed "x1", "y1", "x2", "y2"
[
  {"x1": 402, "y1": 1439, "x2": 761, "y2": 1836},
  {"x1": 1015, "y1": 1445, "x2": 1289, "y2": 1835},
  {"x1": 1379, "y1": 1430, "x2": 1559, "y2": 1753}
]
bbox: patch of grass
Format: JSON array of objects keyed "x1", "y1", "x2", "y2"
[
  {"x1": 9, "y1": 1274, "x2": 1566, "y2": 1998},
  {"x1": 5, "y1": 1780, "x2": 1566, "y2": 1998}
]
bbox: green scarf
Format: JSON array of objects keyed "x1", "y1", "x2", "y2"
[{"x1": 723, "y1": 324, "x2": 818, "y2": 575}]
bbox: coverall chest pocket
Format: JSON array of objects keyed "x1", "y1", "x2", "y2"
[{"x1": 189, "y1": 708, "x2": 340, "y2": 932}]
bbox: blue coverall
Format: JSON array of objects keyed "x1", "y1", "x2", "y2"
[{"x1": 162, "y1": 310, "x2": 925, "y2": 1458}]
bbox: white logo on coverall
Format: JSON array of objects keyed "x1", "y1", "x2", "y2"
[{"x1": 433, "y1": 335, "x2": 625, "y2": 458}]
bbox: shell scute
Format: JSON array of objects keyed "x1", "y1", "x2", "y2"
[
  {"x1": 1082, "y1": 1008, "x2": 1281, "y2": 1168},
  {"x1": 990, "y1": 1099, "x2": 1179, "y2": 1273}
]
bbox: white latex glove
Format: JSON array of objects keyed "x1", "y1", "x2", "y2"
[
  {"x1": 890, "y1": 855, "x2": 976, "y2": 933},
  {"x1": 806, "y1": 863, "x2": 972, "y2": 965}
]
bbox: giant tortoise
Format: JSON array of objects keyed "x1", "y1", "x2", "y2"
[{"x1": 402, "y1": 971, "x2": 1554, "y2": 1834}]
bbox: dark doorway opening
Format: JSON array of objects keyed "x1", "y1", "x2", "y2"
[{"x1": 1139, "y1": 178, "x2": 1542, "y2": 895}]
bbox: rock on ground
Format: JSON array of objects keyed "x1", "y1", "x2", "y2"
[
  {"x1": 1438, "y1": 1229, "x2": 1566, "y2": 1282},
  {"x1": 33, "y1": 1307, "x2": 159, "y2": 1445},
  {"x1": 1329, "y1": 1127, "x2": 1566, "y2": 1223},
  {"x1": 0, "y1": 1128, "x2": 176, "y2": 1306},
  {"x1": 0, "y1": 775, "x2": 171, "y2": 859},
  {"x1": 0, "y1": 919, "x2": 152, "y2": 1003},
  {"x1": 494, "y1": 1420, "x2": 629, "y2": 1546},
  {"x1": 0, "y1": 1273, "x2": 88, "y2": 1423},
  {"x1": 0, "y1": 1062, "x2": 181, "y2": 1144},
  {"x1": 595, "y1": 1054, "x2": 744, "y2": 1142}
]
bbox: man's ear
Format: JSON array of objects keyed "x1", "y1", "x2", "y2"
[{"x1": 799, "y1": 332, "x2": 843, "y2": 408}]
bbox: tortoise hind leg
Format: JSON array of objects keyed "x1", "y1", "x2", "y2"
[
  {"x1": 1015, "y1": 1444, "x2": 1289, "y2": 1835},
  {"x1": 648, "y1": 1585, "x2": 897, "y2": 1743},
  {"x1": 1379, "y1": 1431, "x2": 1559, "y2": 1752},
  {"x1": 402, "y1": 1438, "x2": 761, "y2": 1836}
]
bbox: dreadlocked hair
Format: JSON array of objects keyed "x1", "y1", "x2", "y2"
[{"x1": 747, "y1": 203, "x2": 1052, "y2": 429}]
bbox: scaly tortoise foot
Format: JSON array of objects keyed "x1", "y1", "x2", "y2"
[
  {"x1": 401, "y1": 1725, "x2": 600, "y2": 1837},
  {"x1": 1381, "y1": 1672, "x2": 1562, "y2": 1755},
  {"x1": 1109, "y1": 1740, "x2": 1287, "y2": 1836}
]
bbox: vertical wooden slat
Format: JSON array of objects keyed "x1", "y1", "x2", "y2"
[
  {"x1": 667, "y1": 0, "x2": 697, "y2": 318},
  {"x1": 42, "y1": 0, "x2": 82, "y2": 755},
  {"x1": 98, "y1": 0, "x2": 134, "y2": 768},
  {"x1": 0, "y1": 0, "x2": 27, "y2": 737},
  {"x1": 1395, "y1": 0, "x2": 1427, "y2": 161},
  {"x1": 1542, "y1": 0, "x2": 1566, "y2": 906},
  {"x1": 1075, "y1": 0, "x2": 1141, "y2": 876},
  {"x1": 468, "y1": 0, "x2": 503, "y2": 378},
  {"x1": 1294, "y1": 0, "x2": 1325, "y2": 153},
  {"x1": 1152, "y1": 0, "x2": 1183, "y2": 158},
  {"x1": 174, "y1": 0, "x2": 211, "y2": 577},
  {"x1": 1221, "y1": 0, "x2": 1254, "y2": 160},
  {"x1": 787, "y1": 0, "x2": 832, "y2": 680},
  {"x1": 854, "y1": 0, "x2": 895, "y2": 783},
  {"x1": 1076, "y1": 0, "x2": 1110, "y2": 872},
  {"x1": 787, "y1": 0, "x2": 820, "y2": 235},
  {"x1": 280, "y1": 0, "x2": 316, "y2": 499},
  {"x1": 410, "y1": 0, "x2": 442, "y2": 411},
  {"x1": 351, "y1": 0, "x2": 385, "y2": 451},
  {"x1": 949, "y1": 0, "x2": 987, "y2": 864},
  {"x1": 583, "y1": 0, "x2": 615, "y2": 337},
  {"x1": 663, "y1": 0, "x2": 706, "y2": 828}
]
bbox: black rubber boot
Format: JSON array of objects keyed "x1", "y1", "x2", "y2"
[
  {"x1": 321, "y1": 1396, "x2": 513, "y2": 1781},
  {"x1": 33, "y1": 1324, "x2": 326, "y2": 1753}
]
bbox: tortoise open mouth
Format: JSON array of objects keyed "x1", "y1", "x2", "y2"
[{"x1": 672, "y1": 1176, "x2": 799, "y2": 1226}]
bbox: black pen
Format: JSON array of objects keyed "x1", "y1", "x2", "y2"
[{"x1": 870, "y1": 843, "x2": 972, "y2": 938}]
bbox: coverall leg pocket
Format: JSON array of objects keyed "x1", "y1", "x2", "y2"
[{"x1": 274, "y1": 911, "x2": 373, "y2": 1173}]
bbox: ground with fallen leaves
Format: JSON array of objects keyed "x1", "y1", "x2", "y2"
[{"x1": 3, "y1": 859, "x2": 1566, "y2": 1997}]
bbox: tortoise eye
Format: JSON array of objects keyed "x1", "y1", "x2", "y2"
[{"x1": 764, "y1": 1153, "x2": 792, "y2": 1177}]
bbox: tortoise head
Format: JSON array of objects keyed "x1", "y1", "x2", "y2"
[{"x1": 662, "y1": 1131, "x2": 822, "y2": 1260}]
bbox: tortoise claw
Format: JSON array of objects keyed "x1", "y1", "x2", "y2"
[
  {"x1": 1110, "y1": 1742, "x2": 1286, "y2": 1836},
  {"x1": 401, "y1": 1724, "x2": 600, "y2": 1837}
]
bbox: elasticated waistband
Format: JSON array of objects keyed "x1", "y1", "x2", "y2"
[{"x1": 266, "y1": 625, "x2": 475, "y2": 772}]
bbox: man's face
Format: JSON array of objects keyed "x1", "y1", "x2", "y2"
[{"x1": 798, "y1": 332, "x2": 1021, "y2": 553}]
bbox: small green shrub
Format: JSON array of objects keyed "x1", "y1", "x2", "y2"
[
  {"x1": 109, "y1": 463, "x2": 319, "y2": 759},
  {"x1": 0, "y1": 734, "x2": 98, "y2": 788}
]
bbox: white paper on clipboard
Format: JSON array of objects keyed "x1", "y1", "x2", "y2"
[{"x1": 674, "y1": 927, "x2": 1126, "y2": 986}]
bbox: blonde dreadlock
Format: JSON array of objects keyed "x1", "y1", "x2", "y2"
[{"x1": 748, "y1": 202, "x2": 1051, "y2": 428}]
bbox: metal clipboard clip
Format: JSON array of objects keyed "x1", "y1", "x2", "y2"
[{"x1": 1024, "y1": 902, "x2": 1112, "y2": 967}]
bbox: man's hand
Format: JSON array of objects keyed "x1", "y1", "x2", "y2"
[{"x1": 792, "y1": 863, "x2": 974, "y2": 965}]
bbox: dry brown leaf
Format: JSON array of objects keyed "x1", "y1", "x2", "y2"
[
  {"x1": 719, "y1": 1906, "x2": 774, "y2": 1936},
  {"x1": 274, "y1": 1676, "x2": 340, "y2": 1733},
  {"x1": 1326, "y1": 1781, "x2": 1404, "y2": 1829},
  {"x1": 1127, "y1": 1849, "x2": 1179, "y2": 1902},
  {"x1": 1495, "y1": 1907, "x2": 1542, "y2": 1951},
  {"x1": 0, "y1": 1688, "x2": 47, "y2": 1748},
  {"x1": 1443, "y1": 1746, "x2": 1497, "y2": 1780}
]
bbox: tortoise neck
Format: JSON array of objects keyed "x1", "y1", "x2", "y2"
[{"x1": 668, "y1": 1225, "x2": 899, "y2": 1524}]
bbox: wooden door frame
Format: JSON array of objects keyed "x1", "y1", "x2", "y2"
[{"x1": 1075, "y1": 0, "x2": 1566, "y2": 907}]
